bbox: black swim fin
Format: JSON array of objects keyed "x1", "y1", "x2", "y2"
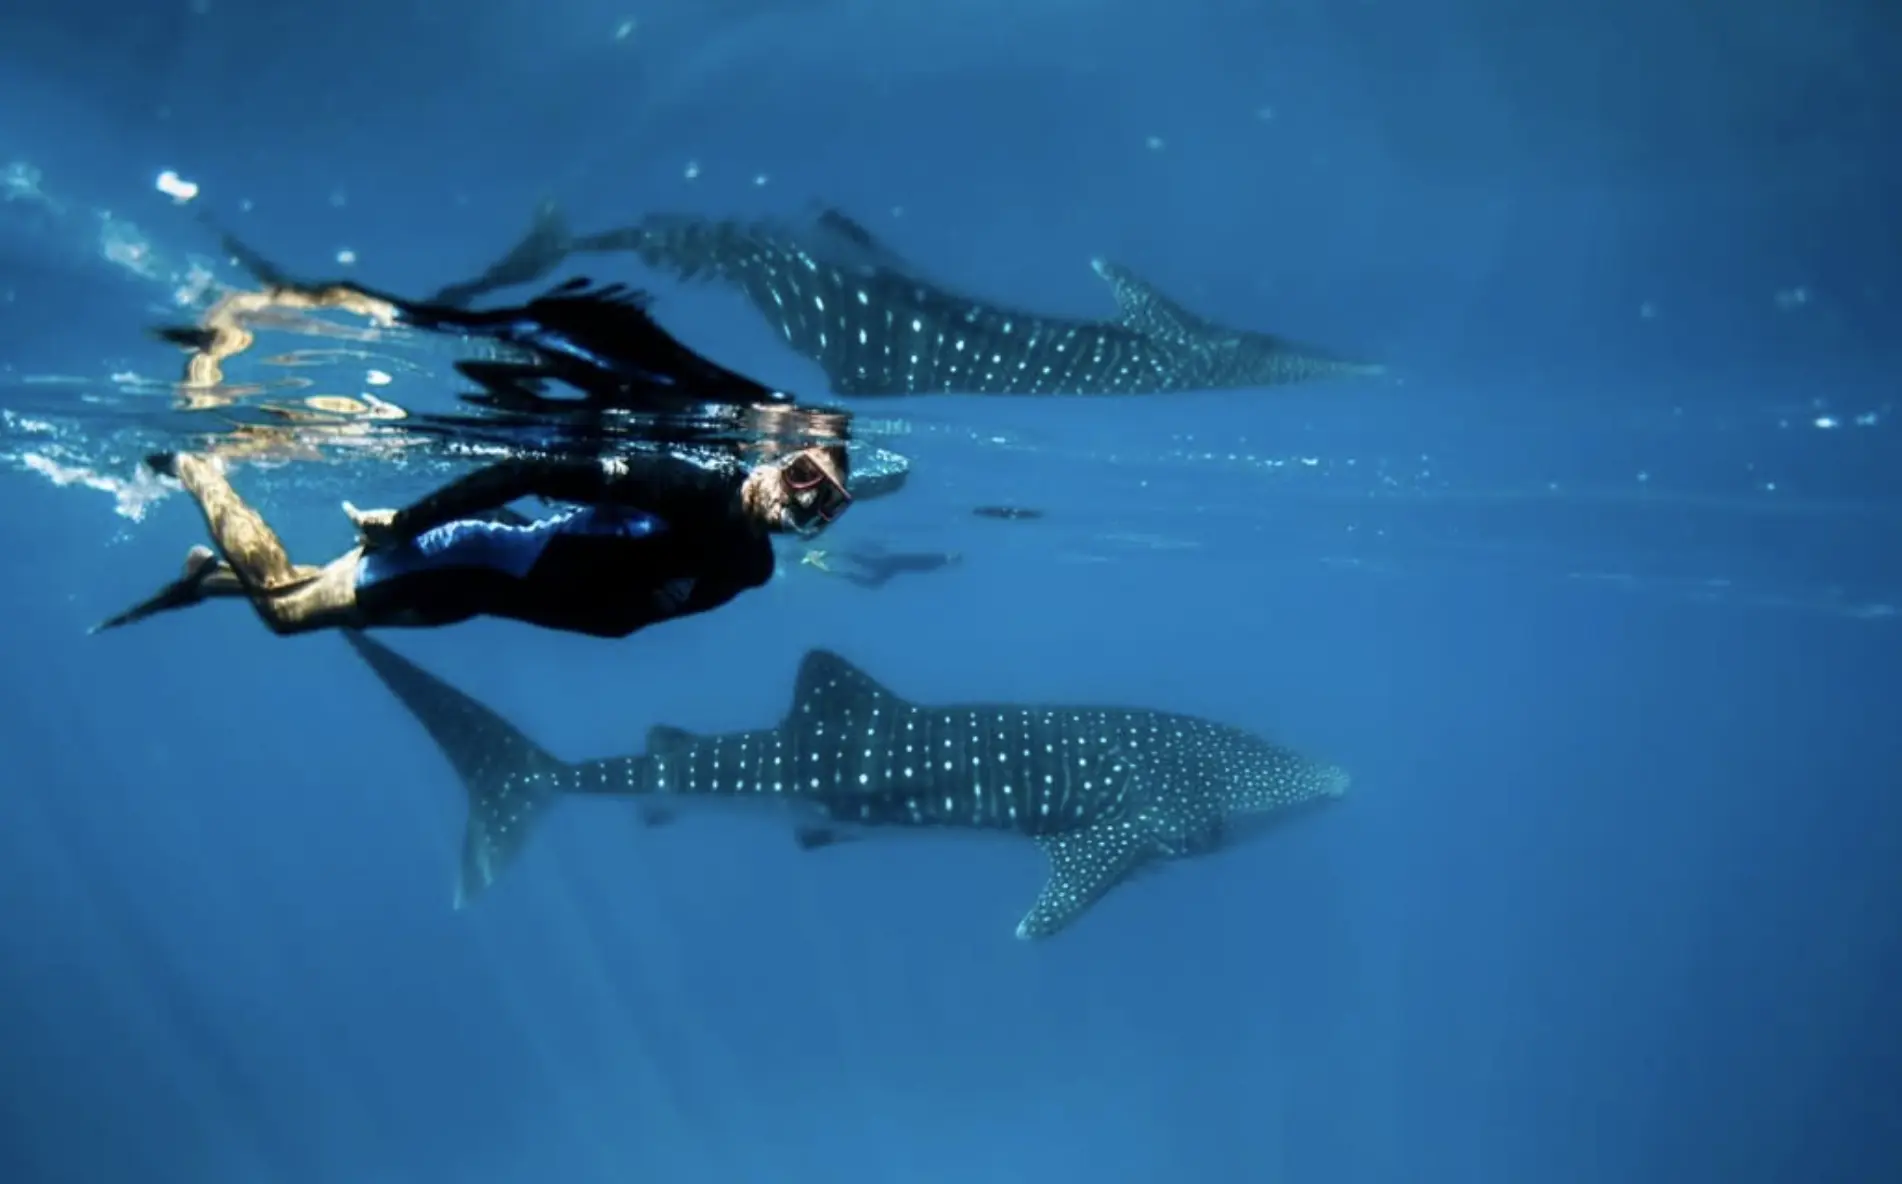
[{"x1": 91, "y1": 546, "x2": 223, "y2": 634}]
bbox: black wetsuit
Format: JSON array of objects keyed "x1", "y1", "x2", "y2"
[{"x1": 355, "y1": 454, "x2": 773, "y2": 638}]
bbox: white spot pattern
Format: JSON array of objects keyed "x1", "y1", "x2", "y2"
[
  {"x1": 623, "y1": 216, "x2": 1371, "y2": 397},
  {"x1": 356, "y1": 635, "x2": 1349, "y2": 941}
]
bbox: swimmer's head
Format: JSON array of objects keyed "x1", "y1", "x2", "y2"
[{"x1": 744, "y1": 445, "x2": 851, "y2": 536}]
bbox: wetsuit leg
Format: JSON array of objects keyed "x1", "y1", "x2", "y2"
[
  {"x1": 352, "y1": 505, "x2": 660, "y2": 629},
  {"x1": 158, "y1": 452, "x2": 362, "y2": 634}
]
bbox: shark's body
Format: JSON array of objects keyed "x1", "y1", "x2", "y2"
[
  {"x1": 596, "y1": 209, "x2": 1381, "y2": 397},
  {"x1": 345, "y1": 634, "x2": 1349, "y2": 939},
  {"x1": 437, "y1": 204, "x2": 1382, "y2": 399}
]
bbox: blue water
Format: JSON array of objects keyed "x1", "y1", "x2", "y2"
[{"x1": 3, "y1": 3, "x2": 1900, "y2": 1182}]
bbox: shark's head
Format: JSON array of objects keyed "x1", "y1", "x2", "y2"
[{"x1": 1216, "y1": 729, "x2": 1350, "y2": 836}]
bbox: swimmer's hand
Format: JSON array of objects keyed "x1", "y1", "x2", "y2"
[{"x1": 343, "y1": 502, "x2": 400, "y2": 549}]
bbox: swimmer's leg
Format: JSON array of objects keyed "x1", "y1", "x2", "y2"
[
  {"x1": 147, "y1": 452, "x2": 364, "y2": 635},
  {"x1": 91, "y1": 546, "x2": 344, "y2": 634}
]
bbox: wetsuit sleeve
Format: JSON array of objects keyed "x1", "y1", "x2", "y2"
[{"x1": 388, "y1": 456, "x2": 743, "y2": 539}]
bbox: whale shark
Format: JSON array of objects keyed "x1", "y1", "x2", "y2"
[
  {"x1": 344, "y1": 633, "x2": 1350, "y2": 940},
  {"x1": 431, "y1": 204, "x2": 1384, "y2": 398}
]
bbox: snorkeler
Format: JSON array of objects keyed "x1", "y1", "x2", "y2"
[
  {"x1": 93, "y1": 443, "x2": 851, "y2": 639},
  {"x1": 800, "y1": 540, "x2": 961, "y2": 590}
]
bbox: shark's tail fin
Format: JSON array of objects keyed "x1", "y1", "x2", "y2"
[{"x1": 342, "y1": 631, "x2": 569, "y2": 908}]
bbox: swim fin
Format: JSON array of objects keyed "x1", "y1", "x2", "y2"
[{"x1": 91, "y1": 545, "x2": 224, "y2": 634}]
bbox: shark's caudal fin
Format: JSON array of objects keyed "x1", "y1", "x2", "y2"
[{"x1": 341, "y1": 632, "x2": 568, "y2": 907}]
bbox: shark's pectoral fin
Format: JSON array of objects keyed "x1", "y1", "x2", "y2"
[{"x1": 1017, "y1": 819, "x2": 1155, "y2": 941}]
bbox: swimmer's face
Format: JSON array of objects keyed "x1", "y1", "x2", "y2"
[{"x1": 772, "y1": 447, "x2": 851, "y2": 536}]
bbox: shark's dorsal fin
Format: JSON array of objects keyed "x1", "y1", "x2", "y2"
[
  {"x1": 1090, "y1": 258, "x2": 1210, "y2": 342},
  {"x1": 1090, "y1": 257, "x2": 1384, "y2": 383},
  {"x1": 341, "y1": 632, "x2": 566, "y2": 909},
  {"x1": 811, "y1": 207, "x2": 913, "y2": 273},
  {"x1": 790, "y1": 649, "x2": 905, "y2": 723},
  {"x1": 1018, "y1": 817, "x2": 1157, "y2": 940}
]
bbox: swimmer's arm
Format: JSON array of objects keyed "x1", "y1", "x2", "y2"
[
  {"x1": 386, "y1": 460, "x2": 575, "y2": 539},
  {"x1": 388, "y1": 456, "x2": 734, "y2": 539},
  {"x1": 597, "y1": 456, "x2": 753, "y2": 533}
]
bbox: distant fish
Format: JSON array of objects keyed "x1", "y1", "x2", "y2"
[
  {"x1": 346, "y1": 636, "x2": 1350, "y2": 940},
  {"x1": 800, "y1": 540, "x2": 959, "y2": 589},
  {"x1": 973, "y1": 505, "x2": 1043, "y2": 521}
]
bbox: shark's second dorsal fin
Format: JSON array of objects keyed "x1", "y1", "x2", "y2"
[
  {"x1": 790, "y1": 649, "x2": 904, "y2": 725},
  {"x1": 1089, "y1": 258, "x2": 1209, "y2": 343}
]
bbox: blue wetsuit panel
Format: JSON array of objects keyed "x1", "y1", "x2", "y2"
[{"x1": 358, "y1": 505, "x2": 666, "y2": 588}]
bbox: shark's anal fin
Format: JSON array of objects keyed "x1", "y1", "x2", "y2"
[
  {"x1": 794, "y1": 825, "x2": 857, "y2": 851},
  {"x1": 632, "y1": 727, "x2": 700, "y2": 828},
  {"x1": 636, "y1": 804, "x2": 679, "y2": 828},
  {"x1": 1017, "y1": 818, "x2": 1155, "y2": 940},
  {"x1": 341, "y1": 631, "x2": 568, "y2": 909}
]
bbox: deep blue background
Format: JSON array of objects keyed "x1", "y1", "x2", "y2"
[{"x1": 3, "y1": 2, "x2": 1900, "y2": 1181}]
